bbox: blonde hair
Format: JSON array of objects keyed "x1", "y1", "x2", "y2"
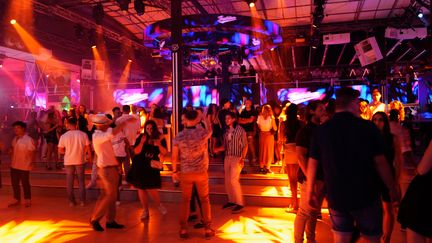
[{"x1": 389, "y1": 100, "x2": 405, "y2": 121}]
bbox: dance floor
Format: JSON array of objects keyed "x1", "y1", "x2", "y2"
[{"x1": 0, "y1": 194, "x2": 408, "y2": 243}]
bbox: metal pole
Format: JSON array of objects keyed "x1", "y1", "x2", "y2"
[{"x1": 171, "y1": 0, "x2": 182, "y2": 136}]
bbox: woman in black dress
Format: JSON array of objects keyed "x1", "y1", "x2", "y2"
[
  {"x1": 128, "y1": 120, "x2": 168, "y2": 220},
  {"x1": 372, "y1": 112, "x2": 400, "y2": 243}
]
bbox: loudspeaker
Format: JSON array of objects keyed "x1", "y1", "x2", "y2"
[{"x1": 354, "y1": 37, "x2": 383, "y2": 67}]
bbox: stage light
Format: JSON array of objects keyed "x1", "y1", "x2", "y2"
[
  {"x1": 270, "y1": 48, "x2": 275, "y2": 51},
  {"x1": 116, "y1": 0, "x2": 130, "y2": 11},
  {"x1": 128, "y1": 59, "x2": 132, "y2": 62},
  {"x1": 10, "y1": 19, "x2": 16, "y2": 25},
  {"x1": 134, "y1": 0, "x2": 145, "y2": 16},
  {"x1": 417, "y1": 10, "x2": 423, "y2": 18},
  {"x1": 245, "y1": 0, "x2": 257, "y2": 8},
  {"x1": 92, "y1": 2, "x2": 104, "y2": 25},
  {"x1": 91, "y1": 45, "x2": 96, "y2": 49}
]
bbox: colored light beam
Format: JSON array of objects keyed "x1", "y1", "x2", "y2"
[
  {"x1": 0, "y1": 67, "x2": 24, "y2": 88},
  {"x1": 6, "y1": 0, "x2": 33, "y2": 32},
  {"x1": 118, "y1": 61, "x2": 132, "y2": 86},
  {"x1": 11, "y1": 22, "x2": 65, "y2": 69}
]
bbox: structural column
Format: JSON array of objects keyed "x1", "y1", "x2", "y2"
[{"x1": 171, "y1": 0, "x2": 183, "y2": 136}]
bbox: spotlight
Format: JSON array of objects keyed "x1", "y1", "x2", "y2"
[
  {"x1": 417, "y1": 10, "x2": 423, "y2": 18},
  {"x1": 116, "y1": 0, "x2": 130, "y2": 11},
  {"x1": 245, "y1": 0, "x2": 257, "y2": 8},
  {"x1": 92, "y1": 2, "x2": 104, "y2": 25},
  {"x1": 128, "y1": 59, "x2": 132, "y2": 62},
  {"x1": 10, "y1": 19, "x2": 16, "y2": 25},
  {"x1": 91, "y1": 45, "x2": 96, "y2": 49},
  {"x1": 134, "y1": 0, "x2": 145, "y2": 16},
  {"x1": 270, "y1": 48, "x2": 275, "y2": 51}
]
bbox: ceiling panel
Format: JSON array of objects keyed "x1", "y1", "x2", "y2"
[
  {"x1": 326, "y1": 2, "x2": 359, "y2": 14},
  {"x1": 323, "y1": 13, "x2": 355, "y2": 23},
  {"x1": 362, "y1": 0, "x2": 380, "y2": 11}
]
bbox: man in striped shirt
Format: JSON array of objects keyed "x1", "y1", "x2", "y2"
[{"x1": 215, "y1": 112, "x2": 248, "y2": 213}]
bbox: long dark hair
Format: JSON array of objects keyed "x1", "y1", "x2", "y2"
[
  {"x1": 143, "y1": 120, "x2": 161, "y2": 140},
  {"x1": 207, "y1": 103, "x2": 219, "y2": 115},
  {"x1": 372, "y1": 112, "x2": 393, "y2": 148},
  {"x1": 284, "y1": 104, "x2": 301, "y2": 140}
]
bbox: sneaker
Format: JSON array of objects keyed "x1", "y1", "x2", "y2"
[
  {"x1": 90, "y1": 220, "x2": 104, "y2": 232},
  {"x1": 158, "y1": 204, "x2": 167, "y2": 215},
  {"x1": 8, "y1": 200, "x2": 20, "y2": 207},
  {"x1": 231, "y1": 205, "x2": 244, "y2": 214},
  {"x1": 24, "y1": 199, "x2": 31, "y2": 208},
  {"x1": 222, "y1": 202, "x2": 236, "y2": 209},
  {"x1": 204, "y1": 228, "x2": 215, "y2": 239},
  {"x1": 140, "y1": 209, "x2": 150, "y2": 220},
  {"x1": 106, "y1": 221, "x2": 125, "y2": 229}
]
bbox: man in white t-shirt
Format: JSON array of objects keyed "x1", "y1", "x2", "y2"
[
  {"x1": 370, "y1": 89, "x2": 386, "y2": 115},
  {"x1": 58, "y1": 117, "x2": 92, "y2": 207},
  {"x1": 8, "y1": 121, "x2": 36, "y2": 208},
  {"x1": 89, "y1": 113, "x2": 136, "y2": 232}
]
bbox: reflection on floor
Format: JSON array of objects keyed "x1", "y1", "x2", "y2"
[{"x1": 0, "y1": 195, "x2": 407, "y2": 243}]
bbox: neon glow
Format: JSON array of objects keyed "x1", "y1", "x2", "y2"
[
  {"x1": 217, "y1": 15, "x2": 237, "y2": 24},
  {"x1": 278, "y1": 88, "x2": 327, "y2": 105}
]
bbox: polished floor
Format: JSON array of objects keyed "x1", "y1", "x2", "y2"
[{"x1": 0, "y1": 194, "x2": 409, "y2": 243}]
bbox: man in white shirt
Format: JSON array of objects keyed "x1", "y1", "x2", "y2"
[
  {"x1": 8, "y1": 121, "x2": 36, "y2": 208},
  {"x1": 89, "y1": 113, "x2": 136, "y2": 232},
  {"x1": 370, "y1": 89, "x2": 386, "y2": 115},
  {"x1": 58, "y1": 117, "x2": 92, "y2": 207}
]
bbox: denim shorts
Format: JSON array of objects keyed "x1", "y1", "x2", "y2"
[{"x1": 329, "y1": 200, "x2": 383, "y2": 237}]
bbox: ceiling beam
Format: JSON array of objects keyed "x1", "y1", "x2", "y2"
[
  {"x1": 321, "y1": 45, "x2": 328, "y2": 67},
  {"x1": 291, "y1": 46, "x2": 296, "y2": 69},
  {"x1": 189, "y1": 0, "x2": 208, "y2": 14},
  {"x1": 396, "y1": 48, "x2": 412, "y2": 62},
  {"x1": 386, "y1": 39, "x2": 403, "y2": 57},
  {"x1": 336, "y1": 43, "x2": 347, "y2": 65},
  {"x1": 410, "y1": 49, "x2": 427, "y2": 62},
  {"x1": 260, "y1": 0, "x2": 269, "y2": 20},
  {"x1": 354, "y1": 0, "x2": 366, "y2": 22}
]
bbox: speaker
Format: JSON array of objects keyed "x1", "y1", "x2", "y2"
[{"x1": 354, "y1": 37, "x2": 383, "y2": 67}]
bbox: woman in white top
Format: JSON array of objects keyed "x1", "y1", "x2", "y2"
[{"x1": 257, "y1": 104, "x2": 277, "y2": 174}]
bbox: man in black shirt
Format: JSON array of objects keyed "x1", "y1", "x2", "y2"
[
  {"x1": 306, "y1": 87, "x2": 398, "y2": 243},
  {"x1": 294, "y1": 100, "x2": 326, "y2": 243},
  {"x1": 238, "y1": 99, "x2": 258, "y2": 166}
]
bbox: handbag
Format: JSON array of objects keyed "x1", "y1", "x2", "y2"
[{"x1": 150, "y1": 160, "x2": 164, "y2": 170}]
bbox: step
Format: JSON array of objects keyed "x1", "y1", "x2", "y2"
[
  {"x1": 1, "y1": 167, "x2": 289, "y2": 187},
  {"x1": 0, "y1": 175, "x2": 295, "y2": 207}
]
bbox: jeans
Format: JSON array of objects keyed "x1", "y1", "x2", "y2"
[
  {"x1": 329, "y1": 200, "x2": 383, "y2": 239},
  {"x1": 91, "y1": 166, "x2": 119, "y2": 223},
  {"x1": 180, "y1": 172, "x2": 212, "y2": 229},
  {"x1": 246, "y1": 132, "x2": 257, "y2": 164},
  {"x1": 65, "y1": 165, "x2": 86, "y2": 203},
  {"x1": 10, "y1": 168, "x2": 31, "y2": 201},
  {"x1": 294, "y1": 181, "x2": 325, "y2": 243},
  {"x1": 224, "y1": 156, "x2": 244, "y2": 206}
]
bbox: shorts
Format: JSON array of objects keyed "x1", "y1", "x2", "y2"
[
  {"x1": 283, "y1": 143, "x2": 297, "y2": 165},
  {"x1": 329, "y1": 200, "x2": 383, "y2": 238}
]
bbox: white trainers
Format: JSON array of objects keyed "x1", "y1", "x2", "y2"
[
  {"x1": 158, "y1": 204, "x2": 167, "y2": 215},
  {"x1": 140, "y1": 209, "x2": 150, "y2": 220}
]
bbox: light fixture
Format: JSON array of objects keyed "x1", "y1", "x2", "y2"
[
  {"x1": 91, "y1": 45, "x2": 96, "y2": 49},
  {"x1": 116, "y1": 0, "x2": 130, "y2": 11},
  {"x1": 245, "y1": 0, "x2": 257, "y2": 8},
  {"x1": 134, "y1": 0, "x2": 145, "y2": 16},
  {"x1": 10, "y1": 19, "x2": 16, "y2": 25},
  {"x1": 92, "y1": 2, "x2": 104, "y2": 25},
  {"x1": 270, "y1": 48, "x2": 275, "y2": 51},
  {"x1": 128, "y1": 59, "x2": 132, "y2": 62},
  {"x1": 417, "y1": 9, "x2": 423, "y2": 18}
]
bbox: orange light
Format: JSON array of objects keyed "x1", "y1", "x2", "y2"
[
  {"x1": 91, "y1": 45, "x2": 96, "y2": 49},
  {"x1": 249, "y1": 2, "x2": 255, "y2": 7},
  {"x1": 10, "y1": 19, "x2": 17, "y2": 25}
]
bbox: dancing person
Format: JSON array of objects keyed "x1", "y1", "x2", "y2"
[
  {"x1": 43, "y1": 111, "x2": 61, "y2": 170},
  {"x1": 215, "y1": 112, "x2": 248, "y2": 213},
  {"x1": 171, "y1": 110, "x2": 215, "y2": 239},
  {"x1": 372, "y1": 112, "x2": 401, "y2": 243},
  {"x1": 398, "y1": 140, "x2": 432, "y2": 243},
  {"x1": 207, "y1": 103, "x2": 220, "y2": 157},
  {"x1": 127, "y1": 120, "x2": 168, "y2": 220},
  {"x1": 238, "y1": 100, "x2": 258, "y2": 167},
  {"x1": 257, "y1": 104, "x2": 277, "y2": 174},
  {"x1": 58, "y1": 117, "x2": 92, "y2": 207},
  {"x1": 306, "y1": 87, "x2": 399, "y2": 243},
  {"x1": 89, "y1": 114, "x2": 136, "y2": 232},
  {"x1": 8, "y1": 121, "x2": 36, "y2": 208},
  {"x1": 294, "y1": 100, "x2": 326, "y2": 243},
  {"x1": 359, "y1": 99, "x2": 372, "y2": 120},
  {"x1": 370, "y1": 89, "x2": 386, "y2": 115},
  {"x1": 280, "y1": 104, "x2": 302, "y2": 213},
  {"x1": 273, "y1": 104, "x2": 283, "y2": 164}
]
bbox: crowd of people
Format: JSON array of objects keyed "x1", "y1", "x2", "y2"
[{"x1": 2, "y1": 86, "x2": 431, "y2": 242}]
